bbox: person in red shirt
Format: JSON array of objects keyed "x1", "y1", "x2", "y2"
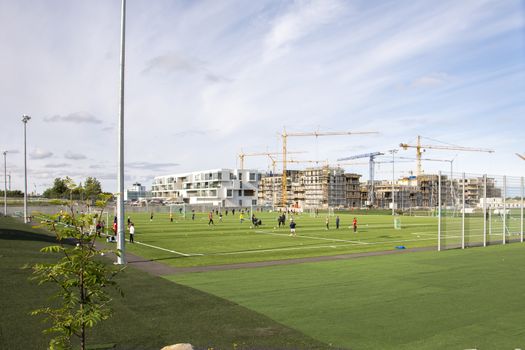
[{"x1": 352, "y1": 217, "x2": 358, "y2": 233}]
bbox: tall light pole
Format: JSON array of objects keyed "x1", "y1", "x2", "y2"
[
  {"x1": 3, "y1": 151, "x2": 7, "y2": 216},
  {"x1": 390, "y1": 149, "x2": 398, "y2": 216},
  {"x1": 116, "y1": 0, "x2": 127, "y2": 264},
  {"x1": 22, "y1": 115, "x2": 31, "y2": 223}
]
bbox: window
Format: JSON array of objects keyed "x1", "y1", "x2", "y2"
[
  {"x1": 227, "y1": 189, "x2": 233, "y2": 197},
  {"x1": 252, "y1": 199, "x2": 257, "y2": 205},
  {"x1": 249, "y1": 173, "x2": 256, "y2": 181}
]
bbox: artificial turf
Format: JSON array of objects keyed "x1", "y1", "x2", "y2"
[
  {"x1": 0, "y1": 216, "x2": 333, "y2": 350},
  {"x1": 170, "y1": 243, "x2": 525, "y2": 349},
  {"x1": 118, "y1": 211, "x2": 440, "y2": 267}
]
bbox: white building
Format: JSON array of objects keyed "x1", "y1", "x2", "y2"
[
  {"x1": 151, "y1": 168, "x2": 261, "y2": 207},
  {"x1": 124, "y1": 182, "x2": 149, "y2": 201}
]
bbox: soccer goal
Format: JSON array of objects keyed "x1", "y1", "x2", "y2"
[{"x1": 169, "y1": 204, "x2": 186, "y2": 219}]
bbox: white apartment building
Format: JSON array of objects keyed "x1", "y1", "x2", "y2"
[
  {"x1": 151, "y1": 168, "x2": 261, "y2": 207},
  {"x1": 124, "y1": 182, "x2": 149, "y2": 201}
]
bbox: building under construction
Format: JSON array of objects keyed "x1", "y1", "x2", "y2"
[
  {"x1": 258, "y1": 166, "x2": 361, "y2": 209},
  {"x1": 372, "y1": 174, "x2": 502, "y2": 209}
]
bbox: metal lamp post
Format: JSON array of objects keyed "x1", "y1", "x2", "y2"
[
  {"x1": 390, "y1": 149, "x2": 398, "y2": 216},
  {"x1": 116, "y1": 0, "x2": 127, "y2": 264},
  {"x1": 22, "y1": 115, "x2": 31, "y2": 223},
  {"x1": 3, "y1": 151, "x2": 7, "y2": 216}
]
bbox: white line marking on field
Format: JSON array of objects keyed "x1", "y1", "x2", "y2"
[
  {"x1": 214, "y1": 244, "x2": 348, "y2": 255},
  {"x1": 132, "y1": 241, "x2": 202, "y2": 257},
  {"x1": 255, "y1": 230, "x2": 369, "y2": 245}
]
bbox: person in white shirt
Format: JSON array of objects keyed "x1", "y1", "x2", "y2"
[{"x1": 129, "y1": 223, "x2": 135, "y2": 243}]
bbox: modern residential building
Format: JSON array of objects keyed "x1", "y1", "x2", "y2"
[
  {"x1": 124, "y1": 182, "x2": 149, "y2": 201},
  {"x1": 151, "y1": 169, "x2": 261, "y2": 207}
]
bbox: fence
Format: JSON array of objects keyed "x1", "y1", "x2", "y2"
[{"x1": 438, "y1": 172, "x2": 524, "y2": 251}]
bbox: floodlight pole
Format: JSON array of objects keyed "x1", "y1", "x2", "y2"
[
  {"x1": 22, "y1": 115, "x2": 31, "y2": 223},
  {"x1": 116, "y1": 0, "x2": 127, "y2": 264},
  {"x1": 3, "y1": 151, "x2": 7, "y2": 216},
  {"x1": 389, "y1": 149, "x2": 397, "y2": 215}
]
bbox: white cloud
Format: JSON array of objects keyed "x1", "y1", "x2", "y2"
[
  {"x1": 64, "y1": 151, "x2": 87, "y2": 160},
  {"x1": 30, "y1": 148, "x2": 53, "y2": 160},
  {"x1": 411, "y1": 73, "x2": 451, "y2": 88},
  {"x1": 44, "y1": 112, "x2": 103, "y2": 124}
]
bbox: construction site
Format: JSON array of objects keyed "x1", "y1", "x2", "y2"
[
  {"x1": 148, "y1": 131, "x2": 513, "y2": 213},
  {"x1": 247, "y1": 132, "x2": 502, "y2": 211}
]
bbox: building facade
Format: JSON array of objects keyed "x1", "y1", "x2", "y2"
[
  {"x1": 124, "y1": 182, "x2": 149, "y2": 201},
  {"x1": 151, "y1": 169, "x2": 261, "y2": 207},
  {"x1": 258, "y1": 166, "x2": 361, "y2": 209}
]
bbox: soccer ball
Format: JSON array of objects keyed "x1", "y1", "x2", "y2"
[{"x1": 100, "y1": 252, "x2": 105, "y2": 256}]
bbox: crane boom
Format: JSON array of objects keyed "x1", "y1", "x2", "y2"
[
  {"x1": 239, "y1": 150, "x2": 305, "y2": 170},
  {"x1": 280, "y1": 129, "x2": 379, "y2": 207},
  {"x1": 399, "y1": 135, "x2": 494, "y2": 176}
]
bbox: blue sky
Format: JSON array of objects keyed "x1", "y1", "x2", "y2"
[{"x1": 0, "y1": 0, "x2": 524, "y2": 193}]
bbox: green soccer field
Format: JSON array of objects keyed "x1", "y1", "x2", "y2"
[
  {"x1": 116, "y1": 211, "x2": 440, "y2": 267},
  {"x1": 170, "y1": 243, "x2": 525, "y2": 350}
]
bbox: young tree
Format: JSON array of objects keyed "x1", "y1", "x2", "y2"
[
  {"x1": 43, "y1": 178, "x2": 69, "y2": 199},
  {"x1": 84, "y1": 177, "x2": 102, "y2": 203},
  {"x1": 28, "y1": 192, "x2": 123, "y2": 350}
]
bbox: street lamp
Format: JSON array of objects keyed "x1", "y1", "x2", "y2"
[
  {"x1": 389, "y1": 149, "x2": 398, "y2": 216},
  {"x1": 3, "y1": 151, "x2": 7, "y2": 216},
  {"x1": 116, "y1": 0, "x2": 127, "y2": 264},
  {"x1": 22, "y1": 115, "x2": 31, "y2": 223}
]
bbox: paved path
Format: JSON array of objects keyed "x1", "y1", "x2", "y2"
[{"x1": 119, "y1": 246, "x2": 436, "y2": 277}]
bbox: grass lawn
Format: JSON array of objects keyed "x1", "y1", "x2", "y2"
[
  {"x1": 111, "y1": 211, "x2": 440, "y2": 267},
  {"x1": 0, "y1": 216, "x2": 333, "y2": 350},
  {"x1": 170, "y1": 243, "x2": 525, "y2": 350}
]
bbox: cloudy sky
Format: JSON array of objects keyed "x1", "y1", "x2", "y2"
[{"x1": 1, "y1": 0, "x2": 524, "y2": 194}]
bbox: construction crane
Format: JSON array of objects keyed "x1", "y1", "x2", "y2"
[
  {"x1": 399, "y1": 135, "x2": 494, "y2": 176},
  {"x1": 264, "y1": 157, "x2": 328, "y2": 209},
  {"x1": 337, "y1": 152, "x2": 383, "y2": 206},
  {"x1": 397, "y1": 156, "x2": 457, "y2": 176},
  {"x1": 238, "y1": 150, "x2": 305, "y2": 170},
  {"x1": 280, "y1": 129, "x2": 378, "y2": 207}
]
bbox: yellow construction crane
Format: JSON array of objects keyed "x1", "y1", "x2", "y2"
[
  {"x1": 399, "y1": 135, "x2": 494, "y2": 176},
  {"x1": 238, "y1": 150, "x2": 305, "y2": 170},
  {"x1": 280, "y1": 129, "x2": 379, "y2": 207}
]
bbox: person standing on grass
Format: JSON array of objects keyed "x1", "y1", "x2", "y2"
[
  {"x1": 129, "y1": 223, "x2": 135, "y2": 243},
  {"x1": 353, "y1": 217, "x2": 358, "y2": 233},
  {"x1": 219, "y1": 212, "x2": 223, "y2": 223},
  {"x1": 150, "y1": 212, "x2": 154, "y2": 221},
  {"x1": 239, "y1": 212, "x2": 244, "y2": 223},
  {"x1": 127, "y1": 216, "x2": 131, "y2": 227},
  {"x1": 325, "y1": 216, "x2": 329, "y2": 230},
  {"x1": 192, "y1": 209, "x2": 195, "y2": 221},
  {"x1": 170, "y1": 213, "x2": 173, "y2": 222},
  {"x1": 336, "y1": 216, "x2": 340, "y2": 229},
  {"x1": 208, "y1": 211, "x2": 214, "y2": 225},
  {"x1": 289, "y1": 219, "x2": 297, "y2": 237}
]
